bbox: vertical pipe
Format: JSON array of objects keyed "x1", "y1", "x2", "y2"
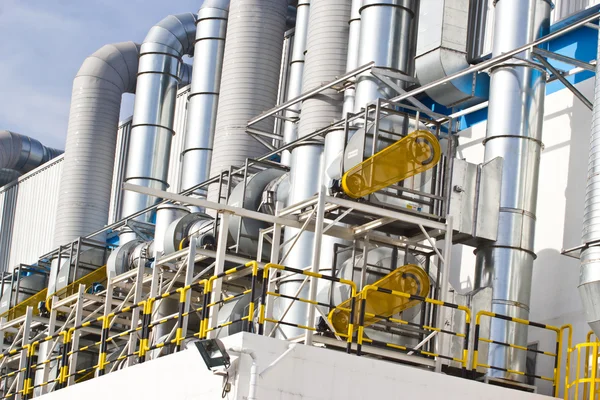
[
  {"x1": 207, "y1": 0, "x2": 289, "y2": 203},
  {"x1": 474, "y1": 0, "x2": 552, "y2": 381},
  {"x1": 53, "y1": 42, "x2": 139, "y2": 247},
  {"x1": 579, "y1": 28, "x2": 600, "y2": 338},
  {"x1": 281, "y1": 0, "x2": 311, "y2": 167},
  {"x1": 180, "y1": 1, "x2": 230, "y2": 203},
  {"x1": 342, "y1": 0, "x2": 363, "y2": 117},
  {"x1": 120, "y1": 14, "x2": 197, "y2": 232},
  {"x1": 353, "y1": 0, "x2": 418, "y2": 112},
  {"x1": 279, "y1": 0, "x2": 350, "y2": 337}
]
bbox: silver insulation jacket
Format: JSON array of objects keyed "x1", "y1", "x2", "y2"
[
  {"x1": 120, "y1": 14, "x2": 197, "y2": 224},
  {"x1": 208, "y1": 0, "x2": 288, "y2": 202},
  {"x1": 53, "y1": 42, "x2": 140, "y2": 247}
]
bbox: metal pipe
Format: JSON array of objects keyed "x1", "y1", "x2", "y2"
[
  {"x1": 580, "y1": 27, "x2": 600, "y2": 338},
  {"x1": 279, "y1": 0, "x2": 350, "y2": 337},
  {"x1": 120, "y1": 14, "x2": 197, "y2": 235},
  {"x1": 474, "y1": 0, "x2": 552, "y2": 381},
  {"x1": 354, "y1": 0, "x2": 418, "y2": 112},
  {"x1": 342, "y1": 0, "x2": 363, "y2": 117},
  {"x1": 0, "y1": 131, "x2": 62, "y2": 182},
  {"x1": 53, "y1": 42, "x2": 140, "y2": 248},
  {"x1": 180, "y1": 1, "x2": 230, "y2": 202},
  {"x1": 207, "y1": 0, "x2": 289, "y2": 203},
  {"x1": 280, "y1": 0, "x2": 310, "y2": 166}
]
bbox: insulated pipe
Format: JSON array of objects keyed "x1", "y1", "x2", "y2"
[
  {"x1": 354, "y1": 0, "x2": 418, "y2": 112},
  {"x1": 0, "y1": 130, "x2": 62, "y2": 175},
  {"x1": 53, "y1": 42, "x2": 140, "y2": 247},
  {"x1": 342, "y1": 0, "x2": 363, "y2": 117},
  {"x1": 580, "y1": 29, "x2": 600, "y2": 337},
  {"x1": 120, "y1": 14, "x2": 197, "y2": 233},
  {"x1": 180, "y1": 1, "x2": 230, "y2": 200},
  {"x1": 279, "y1": 0, "x2": 350, "y2": 337},
  {"x1": 280, "y1": 0, "x2": 310, "y2": 167},
  {"x1": 207, "y1": 0, "x2": 288, "y2": 203},
  {"x1": 474, "y1": 0, "x2": 552, "y2": 381}
]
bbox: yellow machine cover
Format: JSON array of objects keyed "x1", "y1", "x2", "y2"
[
  {"x1": 341, "y1": 130, "x2": 441, "y2": 199},
  {"x1": 329, "y1": 264, "x2": 430, "y2": 334}
]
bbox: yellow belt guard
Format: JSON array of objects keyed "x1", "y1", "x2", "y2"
[
  {"x1": 341, "y1": 130, "x2": 441, "y2": 199},
  {"x1": 328, "y1": 264, "x2": 430, "y2": 334}
]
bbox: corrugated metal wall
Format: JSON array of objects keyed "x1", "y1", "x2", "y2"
[
  {"x1": 0, "y1": 156, "x2": 63, "y2": 272},
  {"x1": 553, "y1": 0, "x2": 600, "y2": 23}
]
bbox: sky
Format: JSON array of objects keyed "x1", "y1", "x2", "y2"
[{"x1": 0, "y1": 0, "x2": 202, "y2": 149}]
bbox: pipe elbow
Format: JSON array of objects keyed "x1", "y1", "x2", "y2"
[
  {"x1": 142, "y1": 13, "x2": 197, "y2": 57},
  {"x1": 77, "y1": 41, "x2": 140, "y2": 94},
  {"x1": 200, "y1": 0, "x2": 230, "y2": 11}
]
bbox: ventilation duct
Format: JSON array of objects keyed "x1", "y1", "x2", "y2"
[
  {"x1": 279, "y1": 0, "x2": 350, "y2": 336},
  {"x1": 180, "y1": 1, "x2": 230, "y2": 201},
  {"x1": 342, "y1": 0, "x2": 363, "y2": 117},
  {"x1": 280, "y1": 0, "x2": 310, "y2": 167},
  {"x1": 54, "y1": 42, "x2": 140, "y2": 247},
  {"x1": 120, "y1": 14, "x2": 197, "y2": 235},
  {"x1": 0, "y1": 130, "x2": 62, "y2": 173},
  {"x1": 415, "y1": 0, "x2": 489, "y2": 107},
  {"x1": 354, "y1": 0, "x2": 418, "y2": 111},
  {"x1": 580, "y1": 29, "x2": 600, "y2": 337},
  {"x1": 207, "y1": 0, "x2": 288, "y2": 202},
  {"x1": 474, "y1": 0, "x2": 552, "y2": 381}
]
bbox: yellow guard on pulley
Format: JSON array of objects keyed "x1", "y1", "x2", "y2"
[
  {"x1": 341, "y1": 130, "x2": 441, "y2": 199},
  {"x1": 328, "y1": 264, "x2": 430, "y2": 335}
]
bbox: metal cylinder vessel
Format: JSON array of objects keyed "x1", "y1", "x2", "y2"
[
  {"x1": 280, "y1": 0, "x2": 310, "y2": 166},
  {"x1": 279, "y1": 0, "x2": 351, "y2": 337},
  {"x1": 120, "y1": 14, "x2": 197, "y2": 232},
  {"x1": 180, "y1": 1, "x2": 230, "y2": 200},
  {"x1": 580, "y1": 28, "x2": 600, "y2": 337},
  {"x1": 53, "y1": 42, "x2": 140, "y2": 248},
  {"x1": 354, "y1": 0, "x2": 418, "y2": 112},
  {"x1": 474, "y1": 0, "x2": 552, "y2": 381},
  {"x1": 207, "y1": 0, "x2": 289, "y2": 203}
]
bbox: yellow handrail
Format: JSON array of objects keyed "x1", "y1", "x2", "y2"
[
  {"x1": 46, "y1": 265, "x2": 107, "y2": 308},
  {"x1": 0, "y1": 287, "x2": 48, "y2": 321}
]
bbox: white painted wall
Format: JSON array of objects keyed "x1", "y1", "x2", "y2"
[
  {"x1": 451, "y1": 77, "x2": 596, "y2": 396},
  {"x1": 38, "y1": 333, "x2": 552, "y2": 400}
]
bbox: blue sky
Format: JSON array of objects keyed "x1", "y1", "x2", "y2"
[{"x1": 0, "y1": 0, "x2": 201, "y2": 149}]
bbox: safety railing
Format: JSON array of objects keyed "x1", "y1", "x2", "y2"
[
  {"x1": 355, "y1": 285, "x2": 471, "y2": 370},
  {"x1": 472, "y1": 311, "x2": 567, "y2": 397},
  {"x1": 257, "y1": 263, "x2": 357, "y2": 353},
  {"x1": 0, "y1": 259, "x2": 580, "y2": 399},
  {"x1": 564, "y1": 330, "x2": 599, "y2": 400},
  {"x1": 200, "y1": 262, "x2": 260, "y2": 339}
]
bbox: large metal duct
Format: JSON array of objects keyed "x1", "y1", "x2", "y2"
[
  {"x1": 280, "y1": 0, "x2": 310, "y2": 167},
  {"x1": 354, "y1": 0, "x2": 418, "y2": 111},
  {"x1": 120, "y1": 14, "x2": 197, "y2": 230},
  {"x1": 207, "y1": 0, "x2": 288, "y2": 202},
  {"x1": 279, "y1": 0, "x2": 350, "y2": 336},
  {"x1": 474, "y1": 0, "x2": 552, "y2": 381},
  {"x1": 414, "y1": 0, "x2": 489, "y2": 107},
  {"x1": 342, "y1": 0, "x2": 362, "y2": 117},
  {"x1": 0, "y1": 131, "x2": 62, "y2": 177},
  {"x1": 580, "y1": 30, "x2": 600, "y2": 337},
  {"x1": 53, "y1": 42, "x2": 140, "y2": 247},
  {"x1": 180, "y1": 1, "x2": 230, "y2": 200}
]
